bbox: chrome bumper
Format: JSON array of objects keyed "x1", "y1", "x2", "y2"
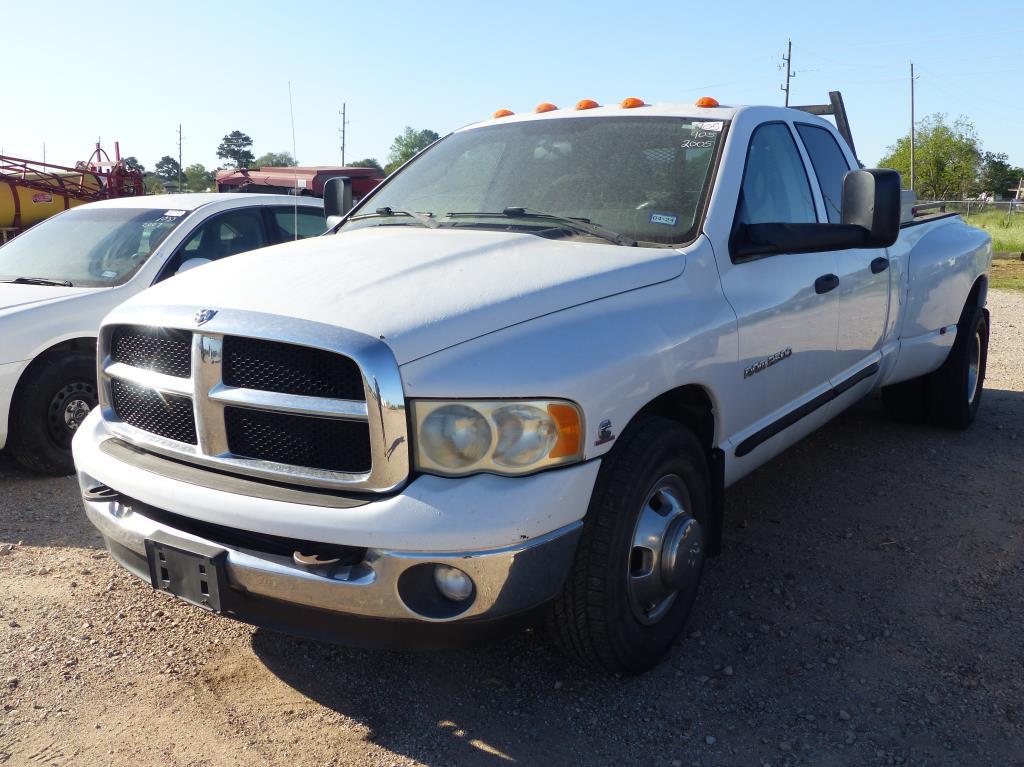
[{"x1": 81, "y1": 479, "x2": 582, "y2": 626}]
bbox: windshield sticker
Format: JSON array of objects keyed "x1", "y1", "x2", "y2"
[
  {"x1": 693, "y1": 121, "x2": 723, "y2": 133},
  {"x1": 101, "y1": 270, "x2": 118, "y2": 279},
  {"x1": 163, "y1": 209, "x2": 186, "y2": 217},
  {"x1": 649, "y1": 212, "x2": 679, "y2": 227}
]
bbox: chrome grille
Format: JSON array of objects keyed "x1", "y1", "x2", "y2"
[
  {"x1": 97, "y1": 309, "x2": 409, "y2": 493},
  {"x1": 110, "y1": 325, "x2": 192, "y2": 378},
  {"x1": 110, "y1": 379, "x2": 197, "y2": 445}
]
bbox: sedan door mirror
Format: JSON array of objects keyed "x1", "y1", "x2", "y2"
[
  {"x1": 732, "y1": 168, "x2": 902, "y2": 259},
  {"x1": 176, "y1": 257, "x2": 212, "y2": 274},
  {"x1": 323, "y1": 176, "x2": 353, "y2": 229}
]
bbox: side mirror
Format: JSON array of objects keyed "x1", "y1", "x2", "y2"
[
  {"x1": 176, "y1": 257, "x2": 212, "y2": 274},
  {"x1": 841, "y1": 168, "x2": 901, "y2": 248},
  {"x1": 323, "y1": 176, "x2": 353, "y2": 229},
  {"x1": 731, "y1": 167, "x2": 902, "y2": 259}
]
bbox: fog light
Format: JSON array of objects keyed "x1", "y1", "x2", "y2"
[{"x1": 433, "y1": 564, "x2": 474, "y2": 602}]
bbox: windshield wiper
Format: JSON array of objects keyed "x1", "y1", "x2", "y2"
[
  {"x1": 2, "y1": 276, "x2": 74, "y2": 287},
  {"x1": 352, "y1": 207, "x2": 439, "y2": 229},
  {"x1": 444, "y1": 207, "x2": 637, "y2": 247}
]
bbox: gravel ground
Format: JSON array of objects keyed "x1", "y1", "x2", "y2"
[{"x1": 1, "y1": 290, "x2": 1022, "y2": 767}]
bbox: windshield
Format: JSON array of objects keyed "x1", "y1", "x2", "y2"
[
  {"x1": 343, "y1": 115, "x2": 725, "y2": 246},
  {"x1": 0, "y1": 206, "x2": 189, "y2": 287}
]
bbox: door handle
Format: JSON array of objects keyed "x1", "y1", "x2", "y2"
[
  {"x1": 870, "y1": 256, "x2": 890, "y2": 274},
  {"x1": 814, "y1": 273, "x2": 840, "y2": 294}
]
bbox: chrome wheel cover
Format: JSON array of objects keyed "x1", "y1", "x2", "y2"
[
  {"x1": 627, "y1": 476, "x2": 704, "y2": 626},
  {"x1": 967, "y1": 327, "x2": 982, "y2": 405}
]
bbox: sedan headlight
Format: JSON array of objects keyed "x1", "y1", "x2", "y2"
[{"x1": 411, "y1": 399, "x2": 584, "y2": 477}]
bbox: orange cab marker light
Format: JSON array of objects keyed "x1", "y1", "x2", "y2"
[
  {"x1": 547, "y1": 403, "x2": 582, "y2": 459},
  {"x1": 535, "y1": 102, "x2": 558, "y2": 113},
  {"x1": 695, "y1": 96, "x2": 720, "y2": 108},
  {"x1": 575, "y1": 99, "x2": 599, "y2": 110},
  {"x1": 620, "y1": 97, "x2": 645, "y2": 109},
  {"x1": 493, "y1": 109, "x2": 514, "y2": 119}
]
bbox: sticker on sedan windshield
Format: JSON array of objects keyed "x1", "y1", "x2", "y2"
[
  {"x1": 693, "y1": 121, "x2": 723, "y2": 132},
  {"x1": 163, "y1": 210, "x2": 186, "y2": 217},
  {"x1": 649, "y1": 212, "x2": 679, "y2": 227},
  {"x1": 101, "y1": 270, "x2": 118, "y2": 278}
]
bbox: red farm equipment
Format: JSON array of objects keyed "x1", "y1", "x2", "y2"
[{"x1": 0, "y1": 142, "x2": 144, "y2": 243}]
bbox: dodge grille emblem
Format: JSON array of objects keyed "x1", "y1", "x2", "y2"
[{"x1": 194, "y1": 309, "x2": 218, "y2": 326}]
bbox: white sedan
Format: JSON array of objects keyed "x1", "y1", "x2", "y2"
[{"x1": 0, "y1": 192, "x2": 325, "y2": 474}]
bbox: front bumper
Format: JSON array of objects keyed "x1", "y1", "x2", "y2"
[{"x1": 75, "y1": 412, "x2": 595, "y2": 645}]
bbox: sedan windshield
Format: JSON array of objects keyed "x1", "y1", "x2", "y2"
[
  {"x1": 0, "y1": 206, "x2": 188, "y2": 287},
  {"x1": 343, "y1": 115, "x2": 725, "y2": 247}
]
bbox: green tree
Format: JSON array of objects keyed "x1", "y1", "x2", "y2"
[
  {"x1": 878, "y1": 114, "x2": 981, "y2": 200},
  {"x1": 122, "y1": 156, "x2": 145, "y2": 174},
  {"x1": 216, "y1": 130, "x2": 256, "y2": 169},
  {"x1": 144, "y1": 174, "x2": 165, "y2": 194},
  {"x1": 350, "y1": 158, "x2": 383, "y2": 173},
  {"x1": 978, "y1": 152, "x2": 1024, "y2": 199},
  {"x1": 385, "y1": 127, "x2": 439, "y2": 174},
  {"x1": 255, "y1": 151, "x2": 298, "y2": 167},
  {"x1": 154, "y1": 155, "x2": 183, "y2": 183},
  {"x1": 184, "y1": 163, "x2": 215, "y2": 192}
]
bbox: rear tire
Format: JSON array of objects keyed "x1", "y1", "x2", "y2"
[
  {"x1": 546, "y1": 416, "x2": 710, "y2": 674},
  {"x1": 881, "y1": 302, "x2": 988, "y2": 430},
  {"x1": 926, "y1": 304, "x2": 988, "y2": 429},
  {"x1": 8, "y1": 352, "x2": 97, "y2": 476}
]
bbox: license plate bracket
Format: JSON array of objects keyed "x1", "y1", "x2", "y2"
[{"x1": 144, "y1": 532, "x2": 230, "y2": 613}]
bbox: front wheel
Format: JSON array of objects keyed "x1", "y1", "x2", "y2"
[
  {"x1": 546, "y1": 416, "x2": 710, "y2": 674},
  {"x1": 8, "y1": 352, "x2": 98, "y2": 475}
]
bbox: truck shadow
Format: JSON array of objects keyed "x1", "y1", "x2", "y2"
[{"x1": 249, "y1": 389, "x2": 1024, "y2": 766}]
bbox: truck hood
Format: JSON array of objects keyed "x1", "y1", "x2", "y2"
[
  {"x1": 125, "y1": 227, "x2": 685, "y2": 363},
  {"x1": 0, "y1": 283, "x2": 105, "y2": 317}
]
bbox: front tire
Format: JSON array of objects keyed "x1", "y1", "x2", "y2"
[
  {"x1": 8, "y1": 352, "x2": 98, "y2": 475},
  {"x1": 547, "y1": 416, "x2": 710, "y2": 674}
]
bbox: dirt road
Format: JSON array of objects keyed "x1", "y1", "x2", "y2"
[{"x1": 2, "y1": 290, "x2": 1022, "y2": 767}]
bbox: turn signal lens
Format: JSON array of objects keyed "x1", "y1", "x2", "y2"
[
  {"x1": 575, "y1": 99, "x2": 599, "y2": 110},
  {"x1": 695, "y1": 96, "x2": 720, "y2": 108},
  {"x1": 547, "y1": 403, "x2": 582, "y2": 458},
  {"x1": 535, "y1": 102, "x2": 558, "y2": 113},
  {"x1": 620, "y1": 97, "x2": 645, "y2": 109},
  {"x1": 493, "y1": 108, "x2": 514, "y2": 118}
]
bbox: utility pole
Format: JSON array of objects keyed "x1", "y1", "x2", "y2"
[
  {"x1": 780, "y1": 39, "x2": 794, "y2": 107},
  {"x1": 909, "y1": 62, "x2": 917, "y2": 193},
  {"x1": 177, "y1": 123, "x2": 184, "y2": 192},
  {"x1": 338, "y1": 103, "x2": 349, "y2": 166}
]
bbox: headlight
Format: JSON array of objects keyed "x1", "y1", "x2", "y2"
[{"x1": 411, "y1": 399, "x2": 584, "y2": 477}]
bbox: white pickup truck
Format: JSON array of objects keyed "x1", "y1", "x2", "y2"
[
  {"x1": 74, "y1": 94, "x2": 991, "y2": 673},
  {"x1": 0, "y1": 193, "x2": 324, "y2": 475}
]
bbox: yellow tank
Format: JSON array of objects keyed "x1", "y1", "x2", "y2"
[{"x1": 0, "y1": 171, "x2": 103, "y2": 230}]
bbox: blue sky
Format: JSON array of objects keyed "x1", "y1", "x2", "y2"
[{"x1": 2, "y1": 1, "x2": 1022, "y2": 178}]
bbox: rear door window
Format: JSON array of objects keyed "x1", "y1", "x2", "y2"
[{"x1": 796, "y1": 124, "x2": 851, "y2": 223}]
